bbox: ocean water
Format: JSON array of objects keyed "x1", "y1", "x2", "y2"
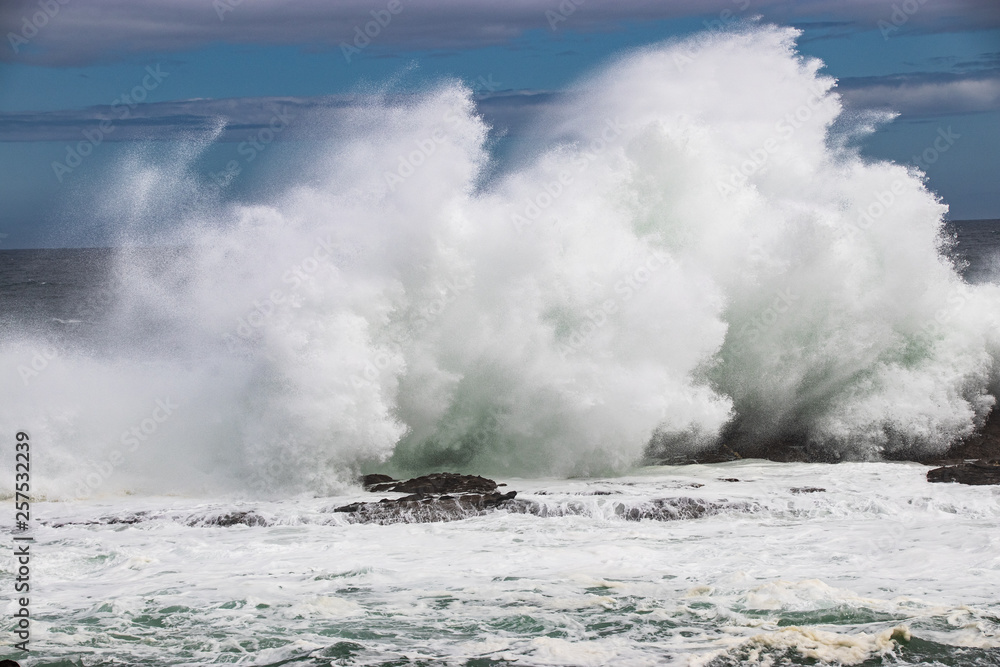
[
  {"x1": 3, "y1": 465, "x2": 1000, "y2": 666},
  {"x1": 1, "y1": 25, "x2": 1000, "y2": 665}
]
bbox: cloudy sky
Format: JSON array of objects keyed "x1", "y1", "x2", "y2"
[{"x1": 1, "y1": 0, "x2": 998, "y2": 247}]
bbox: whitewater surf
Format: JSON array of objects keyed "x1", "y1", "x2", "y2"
[
  {"x1": 1, "y1": 24, "x2": 999, "y2": 666},
  {"x1": 4, "y1": 26, "x2": 999, "y2": 497}
]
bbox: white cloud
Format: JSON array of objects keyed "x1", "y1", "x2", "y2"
[
  {"x1": 839, "y1": 74, "x2": 1000, "y2": 117},
  {"x1": 1, "y1": 0, "x2": 997, "y2": 66}
]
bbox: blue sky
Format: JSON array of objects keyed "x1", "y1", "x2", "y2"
[{"x1": 0, "y1": 0, "x2": 998, "y2": 247}]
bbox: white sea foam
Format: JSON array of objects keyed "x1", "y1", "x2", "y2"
[{"x1": 7, "y1": 462, "x2": 999, "y2": 665}]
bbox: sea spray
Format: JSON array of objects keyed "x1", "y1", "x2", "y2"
[{"x1": 1, "y1": 25, "x2": 998, "y2": 498}]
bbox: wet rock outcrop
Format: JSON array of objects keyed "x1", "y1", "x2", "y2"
[
  {"x1": 338, "y1": 473, "x2": 515, "y2": 524},
  {"x1": 927, "y1": 459, "x2": 1000, "y2": 486},
  {"x1": 930, "y1": 407, "x2": 1000, "y2": 463},
  {"x1": 361, "y1": 472, "x2": 499, "y2": 494},
  {"x1": 614, "y1": 497, "x2": 756, "y2": 521},
  {"x1": 924, "y1": 409, "x2": 1000, "y2": 485},
  {"x1": 669, "y1": 407, "x2": 1000, "y2": 466},
  {"x1": 360, "y1": 474, "x2": 396, "y2": 489},
  {"x1": 188, "y1": 510, "x2": 269, "y2": 527},
  {"x1": 340, "y1": 472, "x2": 757, "y2": 524},
  {"x1": 334, "y1": 490, "x2": 517, "y2": 525}
]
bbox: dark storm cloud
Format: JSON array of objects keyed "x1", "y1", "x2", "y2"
[{"x1": 2, "y1": 0, "x2": 998, "y2": 66}]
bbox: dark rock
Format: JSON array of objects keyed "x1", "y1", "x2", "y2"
[
  {"x1": 339, "y1": 472, "x2": 511, "y2": 524},
  {"x1": 366, "y1": 472, "x2": 498, "y2": 494},
  {"x1": 49, "y1": 509, "x2": 270, "y2": 529},
  {"x1": 502, "y1": 498, "x2": 592, "y2": 517},
  {"x1": 679, "y1": 418, "x2": 838, "y2": 464},
  {"x1": 920, "y1": 409, "x2": 1000, "y2": 484},
  {"x1": 658, "y1": 437, "x2": 828, "y2": 465},
  {"x1": 923, "y1": 407, "x2": 1000, "y2": 465},
  {"x1": 790, "y1": 487, "x2": 825, "y2": 494},
  {"x1": 360, "y1": 473, "x2": 396, "y2": 489},
  {"x1": 927, "y1": 460, "x2": 1000, "y2": 485},
  {"x1": 333, "y1": 491, "x2": 518, "y2": 525},
  {"x1": 103, "y1": 513, "x2": 147, "y2": 525},
  {"x1": 719, "y1": 478, "x2": 742, "y2": 483},
  {"x1": 663, "y1": 406, "x2": 1000, "y2": 465},
  {"x1": 46, "y1": 511, "x2": 150, "y2": 528},
  {"x1": 340, "y1": 472, "x2": 756, "y2": 524},
  {"x1": 614, "y1": 497, "x2": 750, "y2": 521},
  {"x1": 537, "y1": 490, "x2": 621, "y2": 496},
  {"x1": 502, "y1": 496, "x2": 757, "y2": 521},
  {"x1": 695, "y1": 444, "x2": 743, "y2": 463},
  {"x1": 190, "y1": 511, "x2": 268, "y2": 527},
  {"x1": 649, "y1": 443, "x2": 743, "y2": 465},
  {"x1": 732, "y1": 440, "x2": 829, "y2": 463}
]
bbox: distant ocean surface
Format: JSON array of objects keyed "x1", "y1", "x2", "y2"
[{"x1": 2, "y1": 27, "x2": 1000, "y2": 666}]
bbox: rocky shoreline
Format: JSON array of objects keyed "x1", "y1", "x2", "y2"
[
  {"x1": 682, "y1": 408, "x2": 1000, "y2": 486},
  {"x1": 343, "y1": 410, "x2": 1000, "y2": 525},
  {"x1": 926, "y1": 460, "x2": 1000, "y2": 485},
  {"x1": 333, "y1": 472, "x2": 752, "y2": 525},
  {"x1": 920, "y1": 407, "x2": 1000, "y2": 485},
  {"x1": 333, "y1": 472, "x2": 519, "y2": 524},
  {"x1": 923, "y1": 406, "x2": 1000, "y2": 463},
  {"x1": 904, "y1": 408, "x2": 999, "y2": 485}
]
